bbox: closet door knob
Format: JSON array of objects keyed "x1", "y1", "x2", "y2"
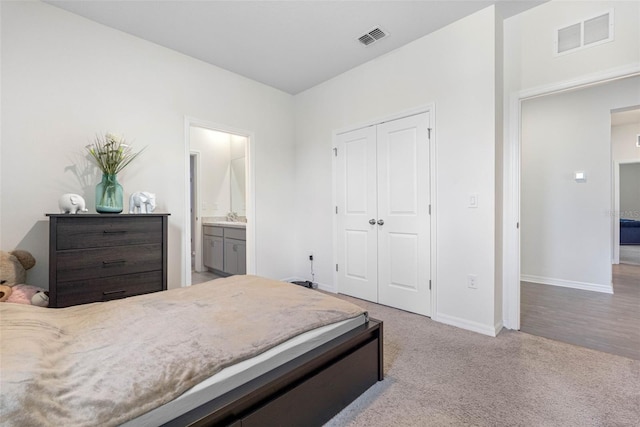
[
  {"x1": 369, "y1": 219, "x2": 376, "y2": 225},
  {"x1": 377, "y1": 219, "x2": 384, "y2": 226}
]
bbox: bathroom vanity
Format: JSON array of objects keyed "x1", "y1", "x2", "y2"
[{"x1": 203, "y1": 222, "x2": 246, "y2": 276}]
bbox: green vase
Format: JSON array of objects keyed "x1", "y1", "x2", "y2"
[{"x1": 95, "y1": 173, "x2": 123, "y2": 213}]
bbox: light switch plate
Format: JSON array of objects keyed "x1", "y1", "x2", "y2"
[{"x1": 469, "y1": 193, "x2": 478, "y2": 208}]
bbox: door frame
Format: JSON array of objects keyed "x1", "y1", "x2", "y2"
[
  {"x1": 614, "y1": 159, "x2": 640, "y2": 264},
  {"x1": 183, "y1": 116, "x2": 257, "y2": 286},
  {"x1": 503, "y1": 64, "x2": 640, "y2": 330},
  {"x1": 190, "y1": 150, "x2": 203, "y2": 272},
  {"x1": 331, "y1": 103, "x2": 438, "y2": 319}
]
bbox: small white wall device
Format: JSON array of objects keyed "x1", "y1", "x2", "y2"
[{"x1": 574, "y1": 171, "x2": 586, "y2": 182}]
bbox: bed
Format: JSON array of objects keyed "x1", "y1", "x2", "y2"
[
  {"x1": 0, "y1": 275, "x2": 383, "y2": 426},
  {"x1": 620, "y1": 219, "x2": 640, "y2": 245}
]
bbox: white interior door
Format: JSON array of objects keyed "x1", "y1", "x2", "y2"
[
  {"x1": 336, "y1": 126, "x2": 378, "y2": 302},
  {"x1": 336, "y1": 112, "x2": 431, "y2": 316},
  {"x1": 376, "y1": 113, "x2": 431, "y2": 315}
]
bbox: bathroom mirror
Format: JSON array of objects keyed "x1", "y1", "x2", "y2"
[
  {"x1": 230, "y1": 156, "x2": 246, "y2": 216},
  {"x1": 189, "y1": 127, "x2": 247, "y2": 219}
]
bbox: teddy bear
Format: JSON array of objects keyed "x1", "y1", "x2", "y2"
[{"x1": 0, "y1": 249, "x2": 49, "y2": 307}]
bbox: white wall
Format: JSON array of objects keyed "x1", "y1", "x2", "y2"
[
  {"x1": 190, "y1": 127, "x2": 231, "y2": 217},
  {"x1": 611, "y1": 121, "x2": 640, "y2": 261},
  {"x1": 521, "y1": 76, "x2": 640, "y2": 292},
  {"x1": 502, "y1": 0, "x2": 640, "y2": 326},
  {"x1": 612, "y1": 121, "x2": 640, "y2": 162},
  {"x1": 620, "y1": 164, "x2": 640, "y2": 219},
  {"x1": 504, "y1": 1, "x2": 640, "y2": 93},
  {"x1": 293, "y1": 7, "x2": 501, "y2": 334},
  {"x1": 0, "y1": 1, "x2": 296, "y2": 289},
  {"x1": 613, "y1": 120, "x2": 640, "y2": 223}
]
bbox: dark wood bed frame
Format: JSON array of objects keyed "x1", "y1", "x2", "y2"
[{"x1": 162, "y1": 318, "x2": 383, "y2": 427}]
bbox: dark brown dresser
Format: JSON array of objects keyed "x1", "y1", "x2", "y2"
[{"x1": 47, "y1": 214, "x2": 169, "y2": 308}]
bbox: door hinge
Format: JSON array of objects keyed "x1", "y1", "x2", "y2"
[
  {"x1": 333, "y1": 147, "x2": 338, "y2": 157},
  {"x1": 335, "y1": 206, "x2": 338, "y2": 214},
  {"x1": 428, "y1": 204, "x2": 431, "y2": 215},
  {"x1": 428, "y1": 128, "x2": 432, "y2": 139},
  {"x1": 517, "y1": 222, "x2": 520, "y2": 229},
  {"x1": 336, "y1": 264, "x2": 339, "y2": 272},
  {"x1": 429, "y1": 279, "x2": 432, "y2": 290}
]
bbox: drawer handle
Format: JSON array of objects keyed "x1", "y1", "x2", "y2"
[
  {"x1": 102, "y1": 259, "x2": 126, "y2": 266},
  {"x1": 102, "y1": 289, "x2": 126, "y2": 296},
  {"x1": 103, "y1": 230, "x2": 127, "y2": 234}
]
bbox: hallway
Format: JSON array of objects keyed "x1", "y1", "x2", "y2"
[{"x1": 521, "y1": 263, "x2": 640, "y2": 360}]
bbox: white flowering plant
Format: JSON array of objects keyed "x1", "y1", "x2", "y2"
[{"x1": 86, "y1": 133, "x2": 145, "y2": 175}]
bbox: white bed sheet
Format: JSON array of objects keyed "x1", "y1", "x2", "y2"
[{"x1": 122, "y1": 313, "x2": 367, "y2": 426}]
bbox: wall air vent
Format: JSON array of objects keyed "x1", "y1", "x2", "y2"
[
  {"x1": 358, "y1": 27, "x2": 389, "y2": 46},
  {"x1": 555, "y1": 10, "x2": 614, "y2": 56}
]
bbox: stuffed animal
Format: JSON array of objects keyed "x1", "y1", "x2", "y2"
[
  {"x1": 0, "y1": 284, "x2": 12, "y2": 302},
  {"x1": 0, "y1": 250, "x2": 49, "y2": 307}
]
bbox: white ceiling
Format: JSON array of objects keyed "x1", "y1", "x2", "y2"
[{"x1": 45, "y1": 0, "x2": 544, "y2": 94}]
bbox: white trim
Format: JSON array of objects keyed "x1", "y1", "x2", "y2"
[
  {"x1": 519, "y1": 63, "x2": 640, "y2": 101},
  {"x1": 190, "y1": 150, "x2": 203, "y2": 273},
  {"x1": 429, "y1": 105, "x2": 438, "y2": 322},
  {"x1": 331, "y1": 103, "x2": 437, "y2": 318},
  {"x1": 521, "y1": 274, "x2": 613, "y2": 294},
  {"x1": 183, "y1": 117, "x2": 257, "y2": 287},
  {"x1": 333, "y1": 105, "x2": 435, "y2": 136},
  {"x1": 503, "y1": 63, "x2": 640, "y2": 330},
  {"x1": 436, "y1": 312, "x2": 500, "y2": 337}
]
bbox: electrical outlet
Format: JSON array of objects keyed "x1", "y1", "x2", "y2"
[{"x1": 467, "y1": 274, "x2": 478, "y2": 289}]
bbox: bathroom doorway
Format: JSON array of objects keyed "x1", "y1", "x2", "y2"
[{"x1": 184, "y1": 118, "x2": 255, "y2": 286}]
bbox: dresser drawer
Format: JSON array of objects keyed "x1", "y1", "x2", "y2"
[
  {"x1": 56, "y1": 244, "x2": 162, "y2": 282},
  {"x1": 55, "y1": 271, "x2": 164, "y2": 307},
  {"x1": 48, "y1": 213, "x2": 169, "y2": 308},
  {"x1": 56, "y1": 217, "x2": 162, "y2": 250}
]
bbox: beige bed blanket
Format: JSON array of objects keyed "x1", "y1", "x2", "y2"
[{"x1": 0, "y1": 275, "x2": 365, "y2": 426}]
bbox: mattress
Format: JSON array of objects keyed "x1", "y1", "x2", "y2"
[
  {"x1": 1, "y1": 275, "x2": 367, "y2": 426},
  {"x1": 122, "y1": 313, "x2": 367, "y2": 426}
]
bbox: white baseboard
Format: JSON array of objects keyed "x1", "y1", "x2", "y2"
[
  {"x1": 280, "y1": 276, "x2": 336, "y2": 293},
  {"x1": 317, "y1": 284, "x2": 337, "y2": 293},
  {"x1": 435, "y1": 312, "x2": 499, "y2": 337},
  {"x1": 520, "y1": 274, "x2": 613, "y2": 294}
]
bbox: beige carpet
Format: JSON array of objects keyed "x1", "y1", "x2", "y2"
[{"x1": 325, "y1": 294, "x2": 640, "y2": 427}]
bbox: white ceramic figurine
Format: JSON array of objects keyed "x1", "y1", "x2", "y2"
[
  {"x1": 129, "y1": 191, "x2": 156, "y2": 214},
  {"x1": 58, "y1": 194, "x2": 88, "y2": 214}
]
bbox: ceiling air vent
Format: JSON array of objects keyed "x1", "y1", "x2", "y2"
[
  {"x1": 555, "y1": 10, "x2": 614, "y2": 56},
  {"x1": 358, "y1": 27, "x2": 389, "y2": 47}
]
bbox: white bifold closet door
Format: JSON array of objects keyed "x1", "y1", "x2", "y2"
[{"x1": 336, "y1": 112, "x2": 431, "y2": 316}]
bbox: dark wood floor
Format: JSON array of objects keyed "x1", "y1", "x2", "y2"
[{"x1": 521, "y1": 263, "x2": 640, "y2": 360}]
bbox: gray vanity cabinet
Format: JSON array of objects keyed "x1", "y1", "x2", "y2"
[
  {"x1": 203, "y1": 226, "x2": 224, "y2": 272},
  {"x1": 223, "y1": 227, "x2": 246, "y2": 275},
  {"x1": 203, "y1": 225, "x2": 246, "y2": 275}
]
